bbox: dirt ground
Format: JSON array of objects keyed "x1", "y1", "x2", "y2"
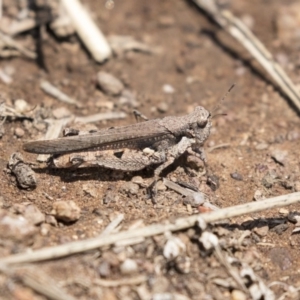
[{"x1": 1, "y1": 0, "x2": 300, "y2": 299}]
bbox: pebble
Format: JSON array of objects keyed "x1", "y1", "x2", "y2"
[
  {"x1": 158, "y1": 15, "x2": 175, "y2": 27},
  {"x1": 254, "y1": 225, "x2": 269, "y2": 237},
  {"x1": 279, "y1": 208, "x2": 289, "y2": 215},
  {"x1": 269, "y1": 247, "x2": 292, "y2": 270},
  {"x1": 97, "y1": 71, "x2": 124, "y2": 96},
  {"x1": 261, "y1": 171, "x2": 278, "y2": 188},
  {"x1": 231, "y1": 289, "x2": 247, "y2": 300},
  {"x1": 45, "y1": 214, "x2": 58, "y2": 226},
  {"x1": 162, "y1": 84, "x2": 175, "y2": 94},
  {"x1": 163, "y1": 236, "x2": 186, "y2": 260},
  {"x1": 40, "y1": 223, "x2": 51, "y2": 236},
  {"x1": 156, "y1": 180, "x2": 167, "y2": 192},
  {"x1": 119, "y1": 182, "x2": 139, "y2": 195},
  {"x1": 82, "y1": 183, "x2": 99, "y2": 198},
  {"x1": 157, "y1": 102, "x2": 169, "y2": 113},
  {"x1": 230, "y1": 172, "x2": 243, "y2": 181},
  {"x1": 175, "y1": 255, "x2": 191, "y2": 274},
  {"x1": 120, "y1": 258, "x2": 138, "y2": 274},
  {"x1": 131, "y1": 176, "x2": 144, "y2": 186},
  {"x1": 13, "y1": 203, "x2": 45, "y2": 225},
  {"x1": 0, "y1": 209, "x2": 37, "y2": 241},
  {"x1": 253, "y1": 189, "x2": 265, "y2": 201},
  {"x1": 14, "y1": 99, "x2": 29, "y2": 113},
  {"x1": 294, "y1": 181, "x2": 300, "y2": 192},
  {"x1": 271, "y1": 148, "x2": 288, "y2": 165},
  {"x1": 255, "y1": 142, "x2": 268, "y2": 150},
  {"x1": 98, "y1": 260, "x2": 111, "y2": 277},
  {"x1": 270, "y1": 223, "x2": 289, "y2": 235},
  {"x1": 119, "y1": 89, "x2": 139, "y2": 107},
  {"x1": 51, "y1": 200, "x2": 81, "y2": 222},
  {"x1": 14, "y1": 127, "x2": 25, "y2": 138},
  {"x1": 52, "y1": 107, "x2": 72, "y2": 119}
]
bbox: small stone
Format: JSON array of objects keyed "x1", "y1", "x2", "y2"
[
  {"x1": 279, "y1": 208, "x2": 289, "y2": 215},
  {"x1": 51, "y1": 200, "x2": 81, "y2": 222},
  {"x1": 98, "y1": 260, "x2": 111, "y2": 277},
  {"x1": 14, "y1": 127, "x2": 25, "y2": 138},
  {"x1": 119, "y1": 182, "x2": 139, "y2": 195},
  {"x1": 120, "y1": 258, "x2": 138, "y2": 274},
  {"x1": 14, "y1": 99, "x2": 29, "y2": 113},
  {"x1": 52, "y1": 107, "x2": 72, "y2": 119},
  {"x1": 119, "y1": 89, "x2": 139, "y2": 107},
  {"x1": 13, "y1": 203, "x2": 45, "y2": 225},
  {"x1": 255, "y1": 142, "x2": 268, "y2": 150},
  {"x1": 157, "y1": 102, "x2": 169, "y2": 113},
  {"x1": 97, "y1": 71, "x2": 124, "y2": 96},
  {"x1": 230, "y1": 172, "x2": 243, "y2": 181},
  {"x1": 231, "y1": 289, "x2": 247, "y2": 300},
  {"x1": 82, "y1": 183, "x2": 98, "y2": 198},
  {"x1": 158, "y1": 15, "x2": 175, "y2": 27},
  {"x1": 131, "y1": 176, "x2": 144, "y2": 186},
  {"x1": 175, "y1": 255, "x2": 191, "y2": 274},
  {"x1": 45, "y1": 214, "x2": 58, "y2": 226},
  {"x1": 156, "y1": 180, "x2": 167, "y2": 192},
  {"x1": 294, "y1": 181, "x2": 300, "y2": 192},
  {"x1": 254, "y1": 225, "x2": 269, "y2": 237},
  {"x1": 269, "y1": 247, "x2": 292, "y2": 270},
  {"x1": 162, "y1": 84, "x2": 175, "y2": 94},
  {"x1": 253, "y1": 189, "x2": 265, "y2": 201},
  {"x1": 40, "y1": 223, "x2": 51, "y2": 236},
  {"x1": 286, "y1": 130, "x2": 300, "y2": 141},
  {"x1": 270, "y1": 223, "x2": 289, "y2": 235},
  {"x1": 0, "y1": 209, "x2": 37, "y2": 241},
  {"x1": 261, "y1": 170, "x2": 279, "y2": 188},
  {"x1": 271, "y1": 148, "x2": 288, "y2": 165}
]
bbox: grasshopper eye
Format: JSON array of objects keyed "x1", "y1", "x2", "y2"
[{"x1": 197, "y1": 120, "x2": 208, "y2": 128}]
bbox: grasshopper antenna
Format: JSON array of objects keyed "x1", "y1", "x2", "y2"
[{"x1": 211, "y1": 83, "x2": 235, "y2": 117}]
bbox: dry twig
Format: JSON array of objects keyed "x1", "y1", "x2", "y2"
[
  {"x1": 40, "y1": 80, "x2": 81, "y2": 107},
  {"x1": 61, "y1": 0, "x2": 111, "y2": 63},
  {"x1": 0, "y1": 192, "x2": 299, "y2": 265},
  {"x1": 192, "y1": 0, "x2": 300, "y2": 111}
]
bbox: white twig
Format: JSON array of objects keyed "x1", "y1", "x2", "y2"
[
  {"x1": 192, "y1": 0, "x2": 300, "y2": 111},
  {"x1": 94, "y1": 275, "x2": 147, "y2": 287},
  {"x1": 0, "y1": 32, "x2": 36, "y2": 59},
  {"x1": 40, "y1": 80, "x2": 81, "y2": 107},
  {"x1": 0, "y1": 192, "x2": 299, "y2": 265},
  {"x1": 37, "y1": 118, "x2": 71, "y2": 162},
  {"x1": 61, "y1": 0, "x2": 111, "y2": 63},
  {"x1": 99, "y1": 213, "x2": 124, "y2": 236}
]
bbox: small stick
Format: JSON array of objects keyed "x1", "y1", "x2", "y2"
[
  {"x1": 192, "y1": 0, "x2": 300, "y2": 111},
  {"x1": 94, "y1": 275, "x2": 147, "y2": 287},
  {"x1": 40, "y1": 80, "x2": 81, "y2": 107},
  {"x1": 0, "y1": 32, "x2": 36, "y2": 59},
  {"x1": 163, "y1": 178, "x2": 206, "y2": 201},
  {"x1": 37, "y1": 118, "x2": 71, "y2": 162},
  {"x1": 0, "y1": 192, "x2": 299, "y2": 265},
  {"x1": 61, "y1": 0, "x2": 111, "y2": 63},
  {"x1": 208, "y1": 143, "x2": 230, "y2": 152},
  {"x1": 99, "y1": 213, "x2": 124, "y2": 236}
]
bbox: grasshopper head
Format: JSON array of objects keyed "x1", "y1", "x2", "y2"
[{"x1": 190, "y1": 106, "x2": 212, "y2": 144}]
